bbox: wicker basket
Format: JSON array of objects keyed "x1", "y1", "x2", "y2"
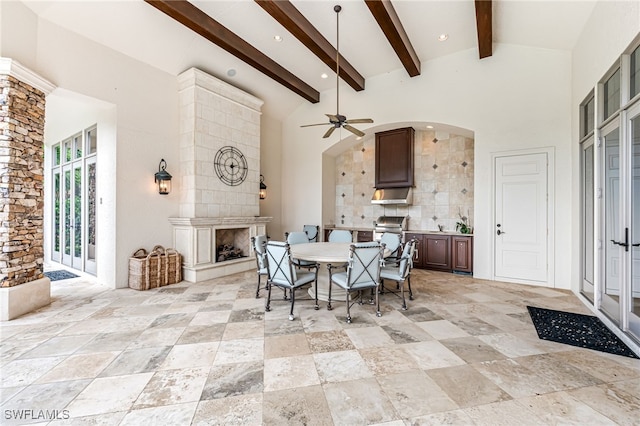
[
  {"x1": 153, "y1": 245, "x2": 183, "y2": 286},
  {"x1": 163, "y1": 248, "x2": 182, "y2": 285},
  {"x1": 128, "y1": 248, "x2": 162, "y2": 290}
]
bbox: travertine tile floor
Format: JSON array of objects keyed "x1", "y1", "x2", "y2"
[{"x1": 1, "y1": 269, "x2": 639, "y2": 425}]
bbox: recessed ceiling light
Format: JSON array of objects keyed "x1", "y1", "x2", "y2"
[
  {"x1": 438, "y1": 34, "x2": 448, "y2": 42},
  {"x1": 321, "y1": 73, "x2": 329, "y2": 79},
  {"x1": 273, "y1": 35, "x2": 283, "y2": 42},
  {"x1": 426, "y1": 125, "x2": 434, "y2": 129},
  {"x1": 227, "y1": 69, "x2": 236, "y2": 77}
]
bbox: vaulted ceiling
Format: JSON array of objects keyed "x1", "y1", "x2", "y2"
[{"x1": 21, "y1": 0, "x2": 597, "y2": 120}]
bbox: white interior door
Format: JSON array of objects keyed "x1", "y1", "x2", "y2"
[{"x1": 494, "y1": 152, "x2": 550, "y2": 284}]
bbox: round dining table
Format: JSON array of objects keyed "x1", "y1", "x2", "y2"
[{"x1": 289, "y1": 241, "x2": 387, "y2": 302}]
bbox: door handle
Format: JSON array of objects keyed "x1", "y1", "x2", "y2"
[
  {"x1": 497, "y1": 229, "x2": 506, "y2": 235},
  {"x1": 611, "y1": 228, "x2": 630, "y2": 252}
]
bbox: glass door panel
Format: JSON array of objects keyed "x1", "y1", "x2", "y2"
[
  {"x1": 52, "y1": 171, "x2": 61, "y2": 262},
  {"x1": 85, "y1": 159, "x2": 97, "y2": 274},
  {"x1": 628, "y1": 106, "x2": 640, "y2": 340},
  {"x1": 62, "y1": 166, "x2": 72, "y2": 266},
  {"x1": 602, "y1": 123, "x2": 622, "y2": 323},
  {"x1": 72, "y1": 164, "x2": 82, "y2": 269},
  {"x1": 581, "y1": 140, "x2": 595, "y2": 302}
]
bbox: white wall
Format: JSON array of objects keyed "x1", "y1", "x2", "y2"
[
  {"x1": 2, "y1": 2, "x2": 181, "y2": 288},
  {"x1": 259, "y1": 114, "x2": 283, "y2": 239},
  {"x1": 282, "y1": 44, "x2": 573, "y2": 287},
  {"x1": 570, "y1": 1, "x2": 640, "y2": 293}
]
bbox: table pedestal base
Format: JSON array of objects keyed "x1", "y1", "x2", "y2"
[{"x1": 306, "y1": 264, "x2": 349, "y2": 302}]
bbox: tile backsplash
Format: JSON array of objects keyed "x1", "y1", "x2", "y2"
[{"x1": 334, "y1": 129, "x2": 474, "y2": 232}]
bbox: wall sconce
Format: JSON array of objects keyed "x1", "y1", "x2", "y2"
[
  {"x1": 154, "y1": 159, "x2": 172, "y2": 195},
  {"x1": 259, "y1": 174, "x2": 267, "y2": 200}
]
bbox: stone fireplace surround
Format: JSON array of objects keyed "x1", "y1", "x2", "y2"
[{"x1": 171, "y1": 68, "x2": 270, "y2": 282}]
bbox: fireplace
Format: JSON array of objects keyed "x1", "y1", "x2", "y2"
[{"x1": 215, "y1": 228, "x2": 250, "y2": 262}]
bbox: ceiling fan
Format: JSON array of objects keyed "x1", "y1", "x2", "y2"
[{"x1": 301, "y1": 5, "x2": 373, "y2": 139}]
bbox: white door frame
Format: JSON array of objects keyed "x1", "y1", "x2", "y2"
[{"x1": 491, "y1": 147, "x2": 555, "y2": 287}]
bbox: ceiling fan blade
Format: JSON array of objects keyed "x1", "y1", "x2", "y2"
[
  {"x1": 300, "y1": 123, "x2": 331, "y2": 127},
  {"x1": 343, "y1": 124, "x2": 365, "y2": 137},
  {"x1": 344, "y1": 118, "x2": 374, "y2": 124},
  {"x1": 325, "y1": 114, "x2": 339, "y2": 122},
  {"x1": 323, "y1": 126, "x2": 336, "y2": 138}
]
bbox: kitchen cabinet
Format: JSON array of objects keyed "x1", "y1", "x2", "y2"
[
  {"x1": 405, "y1": 232, "x2": 473, "y2": 274},
  {"x1": 452, "y1": 236, "x2": 473, "y2": 273},
  {"x1": 423, "y1": 234, "x2": 451, "y2": 271},
  {"x1": 375, "y1": 127, "x2": 414, "y2": 188},
  {"x1": 356, "y1": 230, "x2": 373, "y2": 242},
  {"x1": 323, "y1": 228, "x2": 373, "y2": 242}
]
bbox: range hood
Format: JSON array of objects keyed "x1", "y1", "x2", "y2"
[{"x1": 371, "y1": 187, "x2": 413, "y2": 205}]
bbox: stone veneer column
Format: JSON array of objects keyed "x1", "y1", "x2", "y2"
[{"x1": 0, "y1": 58, "x2": 55, "y2": 320}]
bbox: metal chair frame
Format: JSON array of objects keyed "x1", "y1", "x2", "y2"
[
  {"x1": 303, "y1": 225, "x2": 319, "y2": 243},
  {"x1": 251, "y1": 235, "x2": 268, "y2": 298},
  {"x1": 379, "y1": 238, "x2": 417, "y2": 309},
  {"x1": 328, "y1": 242, "x2": 385, "y2": 323},
  {"x1": 265, "y1": 241, "x2": 319, "y2": 320}
]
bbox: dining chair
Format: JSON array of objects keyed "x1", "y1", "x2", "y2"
[
  {"x1": 379, "y1": 232, "x2": 402, "y2": 263},
  {"x1": 303, "y1": 225, "x2": 319, "y2": 243},
  {"x1": 251, "y1": 235, "x2": 268, "y2": 298},
  {"x1": 328, "y1": 242, "x2": 385, "y2": 323},
  {"x1": 286, "y1": 231, "x2": 320, "y2": 271},
  {"x1": 328, "y1": 229, "x2": 353, "y2": 242},
  {"x1": 326, "y1": 229, "x2": 352, "y2": 273},
  {"x1": 265, "y1": 241, "x2": 319, "y2": 320},
  {"x1": 379, "y1": 238, "x2": 417, "y2": 309}
]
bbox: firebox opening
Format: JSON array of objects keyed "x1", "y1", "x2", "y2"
[{"x1": 215, "y1": 227, "x2": 250, "y2": 263}]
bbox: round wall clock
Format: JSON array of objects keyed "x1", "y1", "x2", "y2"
[{"x1": 214, "y1": 146, "x2": 248, "y2": 186}]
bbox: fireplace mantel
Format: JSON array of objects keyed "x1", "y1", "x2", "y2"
[
  {"x1": 170, "y1": 216, "x2": 271, "y2": 282},
  {"x1": 169, "y1": 217, "x2": 272, "y2": 227}
]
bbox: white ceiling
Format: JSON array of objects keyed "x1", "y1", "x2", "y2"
[{"x1": 22, "y1": 0, "x2": 597, "y2": 120}]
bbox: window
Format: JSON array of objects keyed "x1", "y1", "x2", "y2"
[
  {"x1": 631, "y1": 45, "x2": 640, "y2": 99},
  {"x1": 580, "y1": 94, "x2": 594, "y2": 138},
  {"x1": 603, "y1": 69, "x2": 620, "y2": 120}
]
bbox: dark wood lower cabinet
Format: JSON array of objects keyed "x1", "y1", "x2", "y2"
[
  {"x1": 323, "y1": 228, "x2": 372, "y2": 242},
  {"x1": 405, "y1": 233, "x2": 473, "y2": 274},
  {"x1": 452, "y1": 236, "x2": 473, "y2": 273},
  {"x1": 356, "y1": 230, "x2": 373, "y2": 242},
  {"x1": 423, "y1": 234, "x2": 451, "y2": 271}
]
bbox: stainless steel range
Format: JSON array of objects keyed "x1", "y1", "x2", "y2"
[{"x1": 373, "y1": 216, "x2": 408, "y2": 241}]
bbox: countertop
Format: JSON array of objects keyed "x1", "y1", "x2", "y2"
[{"x1": 324, "y1": 225, "x2": 473, "y2": 237}]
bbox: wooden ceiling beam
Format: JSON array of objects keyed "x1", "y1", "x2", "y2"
[
  {"x1": 145, "y1": 0, "x2": 320, "y2": 103},
  {"x1": 475, "y1": 0, "x2": 493, "y2": 59},
  {"x1": 255, "y1": 0, "x2": 365, "y2": 92},
  {"x1": 364, "y1": 0, "x2": 420, "y2": 77}
]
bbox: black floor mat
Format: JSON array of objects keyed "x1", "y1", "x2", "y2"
[
  {"x1": 527, "y1": 306, "x2": 638, "y2": 358},
  {"x1": 44, "y1": 270, "x2": 79, "y2": 281}
]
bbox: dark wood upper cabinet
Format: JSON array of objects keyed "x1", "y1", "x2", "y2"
[{"x1": 375, "y1": 127, "x2": 414, "y2": 188}]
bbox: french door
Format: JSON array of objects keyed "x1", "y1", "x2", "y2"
[
  {"x1": 51, "y1": 127, "x2": 97, "y2": 275},
  {"x1": 600, "y1": 105, "x2": 640, "y2": 341}
]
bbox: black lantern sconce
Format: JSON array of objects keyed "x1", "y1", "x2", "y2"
[
  {"x1": 259, "y1": 174, "x2": 267, "y2": 200},
  {"x1": 154, "y1": 159, "x2": 172, "y2": 195}
]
